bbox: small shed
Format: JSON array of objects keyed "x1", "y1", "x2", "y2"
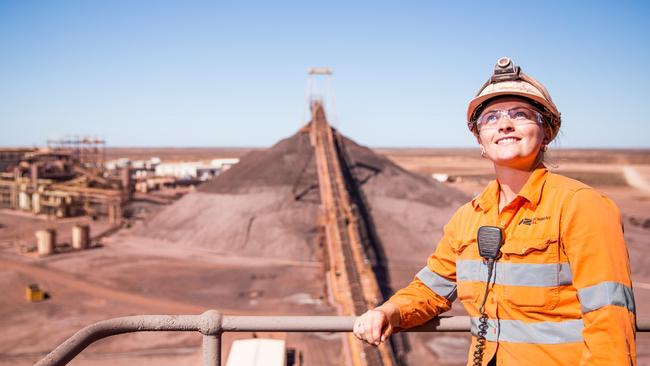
[{"x1": 226, "y1": 338, "x2": 286, "y2": 366}]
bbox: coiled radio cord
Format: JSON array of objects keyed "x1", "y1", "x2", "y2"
[{"x1": 472, "y1": 258, "x2": 495, "y2": 366}]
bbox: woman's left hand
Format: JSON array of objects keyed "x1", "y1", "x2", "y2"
[{"x1": 353, "y1": 303, "x2": 400, "y2": 346}]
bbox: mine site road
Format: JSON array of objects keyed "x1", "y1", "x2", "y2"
[
  {"x1": 107, "y1": 236, "x2": 324, "y2": 269},
  {"x1": 0, "y1": 257, "x2": 238, "y2": 315},
  {"x1": 623, "y1": 165, "x2": 650, "y2": 194}
]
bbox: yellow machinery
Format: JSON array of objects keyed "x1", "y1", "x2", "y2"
[{"x1": 26, "y1": 284, "x2": 45, "y2": 302}]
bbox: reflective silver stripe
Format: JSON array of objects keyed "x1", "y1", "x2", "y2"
[
  {"x1": 457, "y1": 260, "x2": 572, "y2": 287},
  {"x1": 578, "y1": 281, "x2": 636, "y2": 314},
  {"x1": 416, "y1": 266, "x2": 457, "y2": 301},
  {"x1": 470, "y1": 317, "x2": 584, "y2": 344}
]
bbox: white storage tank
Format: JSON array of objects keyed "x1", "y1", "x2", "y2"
[
  {"x1": 32, "y1": 193, "x2": 41, "y2": 214},
  {"x1": 18, "y1": 191, "x2": 31, "y2": 211},
  {"x1": 36, "y1": 229, "x2": 56, "y2": 256},
  {"x1": 72, "y1": 224, "x2": 90, "y2": 250}
]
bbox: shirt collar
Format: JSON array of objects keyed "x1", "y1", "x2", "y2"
[
  {"x1": 471, "y1": 166, "x2": 548, "y2": 212},
  {"x1": 472, "y1": 179, "x2": 499, "y2": 212}
]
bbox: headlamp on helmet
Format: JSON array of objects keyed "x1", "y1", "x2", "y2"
[{"x1": 467, "y1": 57, "x2": 561, "y2": 140}]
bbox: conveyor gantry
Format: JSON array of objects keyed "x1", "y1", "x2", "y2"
[{"x1": 309, "y1": 100, "x2": 398, "y2": 366}]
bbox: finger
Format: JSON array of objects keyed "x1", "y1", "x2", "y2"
[
  {"x1": 371, "y1": 312, "x2": 388, "y2": 345},
  {"x1": 364, "y1": 319, "x2": 375, "y2": 344},
  {"x1": 353, "y1": 319, "x2": 365, "y2": 339},
  {"x1": 371, "y1": 317, "x2": 383, "y2": 344},
  {"x1": 380, "y1": 322, "x2": 393, "y2": 343}
]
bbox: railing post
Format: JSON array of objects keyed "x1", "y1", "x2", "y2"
[
  {"x1": 202, "y1": 334, "x2": 221, "y2": 366},
  {"x1": 199, "y1": 310, "x2": 223, "y2": 366}
]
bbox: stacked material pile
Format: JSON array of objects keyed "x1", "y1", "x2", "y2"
[
  {"x1": 139, "y1": 126, "x2": 467, "y2": 280},
  {"x1": 138, "y1": 130, "x2": 321, "y2": 261}
]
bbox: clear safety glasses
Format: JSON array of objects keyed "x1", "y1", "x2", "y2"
[{"x1": 476, "y1": 107, "x2": 544, "y2": 131}]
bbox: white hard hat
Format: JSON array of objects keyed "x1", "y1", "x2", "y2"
[{"x1": 467, "y1": 57, "x2": 561, "y2": 139}]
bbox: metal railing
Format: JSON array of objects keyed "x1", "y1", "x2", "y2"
[{"x1": 35, "y1": 310, "x2": 650, "y2": 366}]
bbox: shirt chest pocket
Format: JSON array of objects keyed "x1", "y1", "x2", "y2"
[
  {"x1": 499, "y1": 237, "x2": 565, "y2": 309},
  {"x1": 453, "y1": 238, "x2": 481, "y2": 304}
]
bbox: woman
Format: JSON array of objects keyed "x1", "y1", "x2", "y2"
[{"x1": 353, "y1": 57, "x2": 636, "y2": 365}]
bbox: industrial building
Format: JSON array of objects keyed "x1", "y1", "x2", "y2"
[{"x1": 0, "y1": 137, "x2": 129, "y2": 224}]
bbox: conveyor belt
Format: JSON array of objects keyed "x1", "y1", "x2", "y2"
[{"x1": 310, "y1": 100, "x2": 398, "y2": 366}]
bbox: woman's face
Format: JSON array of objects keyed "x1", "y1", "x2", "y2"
[{"x1": 476, "y1": 97, "x2": 547, "y2": 170}]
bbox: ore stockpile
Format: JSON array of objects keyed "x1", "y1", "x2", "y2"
[
  {"x1": 137, "y1": 102, "x2": 468, "y2": 365},
  {"x1": 140, "y1": 121, "x2": 466, "y2": 268}
]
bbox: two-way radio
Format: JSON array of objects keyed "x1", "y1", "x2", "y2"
[
  {"x1": 477, "y1": 226, "x2": 503, "y2": 260},
  {"x1": 473, "y1": 226, "x2": 504, "y2": 366}
]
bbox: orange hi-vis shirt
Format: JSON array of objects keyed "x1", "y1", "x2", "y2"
[{"x1": 387, "y1": 167, "x2": 636, "y2": 366}]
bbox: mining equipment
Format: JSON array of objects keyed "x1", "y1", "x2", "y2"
[
  {"x1": 26, "y1": 284, "x2": 45, "y2": 302},
  {"x1": 308, "y1": 69, "x2": 401, "y2": 366},
  {"x1": 0, "y1": 136, "x2": 130, "y2": 224}
]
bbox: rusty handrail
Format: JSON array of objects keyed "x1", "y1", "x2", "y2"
[{"x1": 35, "y1": 311, "x2": 650, "y2": 366}]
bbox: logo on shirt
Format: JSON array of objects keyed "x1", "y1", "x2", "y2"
[{"x1": 518, "y1": 216, "x2": 550, "y2": 226}]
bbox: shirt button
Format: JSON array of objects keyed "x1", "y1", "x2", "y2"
[{"x1": 500, "y1": 221, "x2": 505, "y2": 226}]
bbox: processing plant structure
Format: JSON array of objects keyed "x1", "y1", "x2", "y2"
[{"x1": 0, "y1": 136, "x2": 131, "y2": 224}]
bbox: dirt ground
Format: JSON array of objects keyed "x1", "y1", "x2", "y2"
[{"x1": 1, "y1": 148, "x2": 649, "y2": 366}]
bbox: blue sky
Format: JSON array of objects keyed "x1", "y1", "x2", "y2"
[{"x1": 1, "y1": 0, "x2": 649, "y2": 148}]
